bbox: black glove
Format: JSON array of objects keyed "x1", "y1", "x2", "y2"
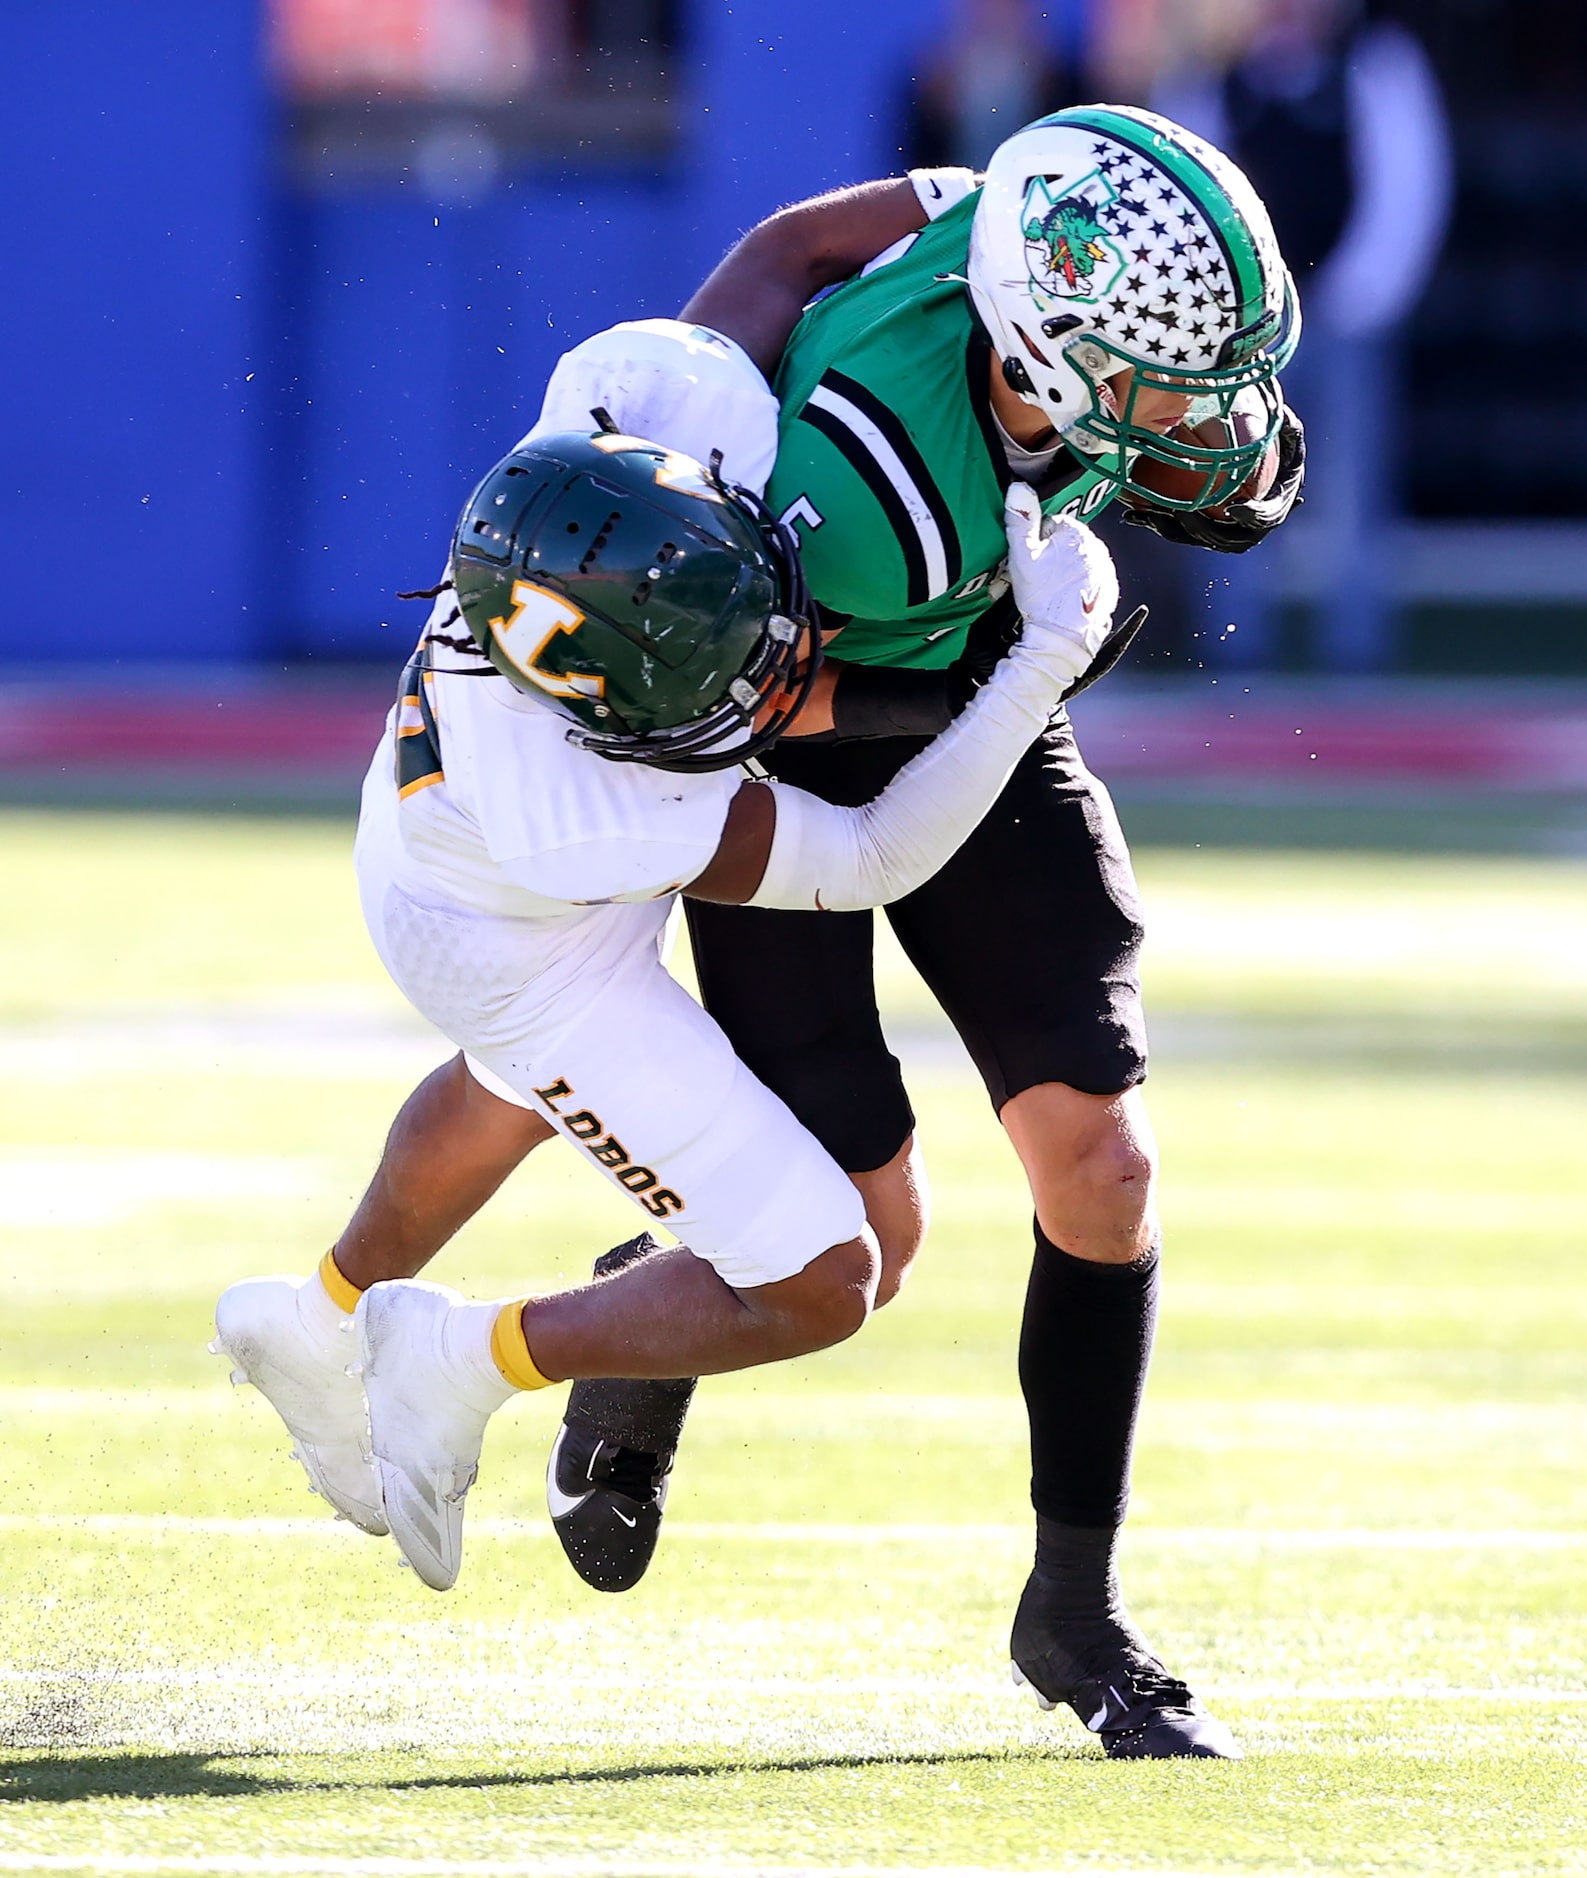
[
  {"x1": 946, "y1": 587, "x2": 1149, "y2": 703},
  {"x1": 1120, "y1": 402, "x2": 1306, "y2": 554},
  {"x1": 1059, "y1": 603, "x2": 1148, "y2": 700}
]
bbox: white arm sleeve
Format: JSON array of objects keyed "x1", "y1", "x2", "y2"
[
  {"x1": 749, "y1": 501, "x2": 1116, "y2": 914},
  {"x1": 521, "y1": 318, "x2": 780, "y2": 494},
  {"x1": 748, "y1": 638, "x2": 1071, "y2": 913}
]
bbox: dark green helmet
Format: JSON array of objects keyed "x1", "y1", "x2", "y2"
[{"x1": 450, "y1": 430, "x2": 816, "y2": 773}]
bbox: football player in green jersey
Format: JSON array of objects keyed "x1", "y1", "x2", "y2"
[
  {"x1": 757, "y1": 130, "x2": 1295, "y2": 673},
  {"x1": 267, "y1": 106, "x2": 1301, "y2": 1760},
  {"x1": 673, "y1": 106, "x2": 1302, "y2": 1761}
]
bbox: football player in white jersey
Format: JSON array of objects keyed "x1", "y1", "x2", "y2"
[{"x1": 212, "y1": 326, "x2": 1124, "y2": 1597}]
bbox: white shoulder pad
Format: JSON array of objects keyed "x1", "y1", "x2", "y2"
[
  {"x1": 464, "y1": 686, "x2": 740, "y2": 908},
  {"x1": 908, "y1": 168, "x2": 979, "y2": 220},
  {"x1": 522, "y1": 319, "x2": 780, "y2": 495}
]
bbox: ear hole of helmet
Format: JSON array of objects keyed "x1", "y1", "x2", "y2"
[{"x1": 1001, "y1": 355, "x2": 1037, "y2": 396}]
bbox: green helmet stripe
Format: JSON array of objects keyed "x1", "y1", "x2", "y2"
[{"x1": 1038, "y1": 105, "x2": 1267, "y2": 323}]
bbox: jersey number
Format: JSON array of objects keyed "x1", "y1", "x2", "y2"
[{"x1": 779, "y1": 495, "x2": 825, "y2": 536}]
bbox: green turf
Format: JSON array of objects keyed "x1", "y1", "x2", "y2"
[{"x1": 1, "y1": 811, "x2": 1585, "y2": 1875}]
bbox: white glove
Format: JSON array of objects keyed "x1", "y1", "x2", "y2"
[
  {"x1": 1001, "y1": 482, "x2": 1120, "y2": 688},
  {"x1": 747, "y1": 496, "x2": 1119, "y2": 914}
]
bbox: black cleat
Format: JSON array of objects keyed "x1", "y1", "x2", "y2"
[
  {"x1": 547, "y1": 1233, "x2": 696, "y2": 1594},
  {"x1": 1011, "y1": 1576, "x2": 1242, "y2": 1760}
]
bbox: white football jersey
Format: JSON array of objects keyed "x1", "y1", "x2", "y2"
[
  {"x1": 366, "y1": 318, "x2": 780, "y2": 926},
  {"x1": 372, "y1": 619, "x2": 739, "y2": 924},
  {"x1": 384, "y1": 678, "x2": 740, "y2": 923}
]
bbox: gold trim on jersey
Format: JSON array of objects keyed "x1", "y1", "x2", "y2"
[{"x1": 394, "y1": 656, "x2": 445, "y2": 800}]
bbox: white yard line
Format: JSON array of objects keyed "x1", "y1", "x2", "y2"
[
  {"x1": 0, "y1": 1861, "x2": 1304, "y2": 1878},
  {"x1": 0, "y1": 1151, "x2": 326, "y2": 1228},
  {"x1": 3, "y1": 1513, "x2": 1587, "y2": 1550}
]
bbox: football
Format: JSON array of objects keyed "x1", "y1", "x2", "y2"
[{"x1": 1127, "y1": 385, "x2": 1279, "y2": 511}]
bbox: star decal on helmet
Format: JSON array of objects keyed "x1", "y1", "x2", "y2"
[
  {"x1": 1035, "y1": 149, "x2": 1236, "y2": 371},
  {"x1": 1006, "y1": 141, "x2": 1247, "y2": 366}
]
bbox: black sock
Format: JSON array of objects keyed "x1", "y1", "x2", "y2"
[
  {"x1": 1018, "y1": 1220, "x2": 1159, "y2": 1531},
  {"x1": 1025, "y1": 1516, "x2": 1127, "y2": 1629}
]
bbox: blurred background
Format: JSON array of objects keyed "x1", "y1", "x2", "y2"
[{"x1": 1, "y1": 0, "x2": 1585, "y2": 846}]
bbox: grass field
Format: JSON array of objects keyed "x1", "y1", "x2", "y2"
[{"x1": 2, "y1": 809, "x2": 1585, "y2": 1877}]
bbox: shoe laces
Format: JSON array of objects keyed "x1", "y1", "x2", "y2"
[{"x1": 1076, "y1": 1640, "x2": 1193, "y2": 1715}]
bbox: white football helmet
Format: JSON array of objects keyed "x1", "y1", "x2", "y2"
[{"x1": 966, "y1": 105, "x2": 1300, "y2": 510}]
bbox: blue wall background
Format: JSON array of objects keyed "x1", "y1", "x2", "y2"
[
  {"x1": 0, "y1": 2, "x2": 267, "y2": 661},
  {"x1": 2, "y1": 0, "x2": 1043, "y2": 666}
]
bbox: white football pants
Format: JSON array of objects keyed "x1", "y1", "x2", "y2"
[{"x1": 355, "y1": 781, "x2": 864, "y2": 1289}]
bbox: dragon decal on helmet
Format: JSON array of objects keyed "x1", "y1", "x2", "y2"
[
  {"x1": 1022, "y1": 177, "x2": 1126, "y2": 300},
  {"x1": 967, "y1": 105, "x2": 1301, "y2": 512}
]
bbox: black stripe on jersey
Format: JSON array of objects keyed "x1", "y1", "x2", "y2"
[
  {"x1": 820, "y1": 370, "x2": 962, "y2": 592},
  {"x1": 800, "y1": 397, "x2": 931, "y2": 608},
  {"x1": 964, "y1": 332, "x2": 1012, "y2": 494}
]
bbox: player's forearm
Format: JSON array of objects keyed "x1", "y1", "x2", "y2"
[
  {"x1": 771, "y1": 658, "x2": 960, "y2": 743},
  {"x1": 748, "y1": 634, "x2": 1080, "y2": 913},
  {"x1": 681, "y1": 179, "x2": 926, "y2": 376},
  {"x1": 748, "y1": 506, "x2": 1116, "y2": 912},
  {"x1": 828, "y1": 662, "x2": 958, "y2": 739}
]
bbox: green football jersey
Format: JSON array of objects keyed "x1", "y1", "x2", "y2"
[{"x1": 768, "y1": 192, "x2": 1118, "y2": 669}]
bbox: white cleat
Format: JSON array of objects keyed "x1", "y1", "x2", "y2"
[
  {"x1": 357, "y1": 1280, "x2": 504, "y2": 1592},
  {"x1": 212, "y1": 1275, "x2": 388, "y2": 1535}
]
